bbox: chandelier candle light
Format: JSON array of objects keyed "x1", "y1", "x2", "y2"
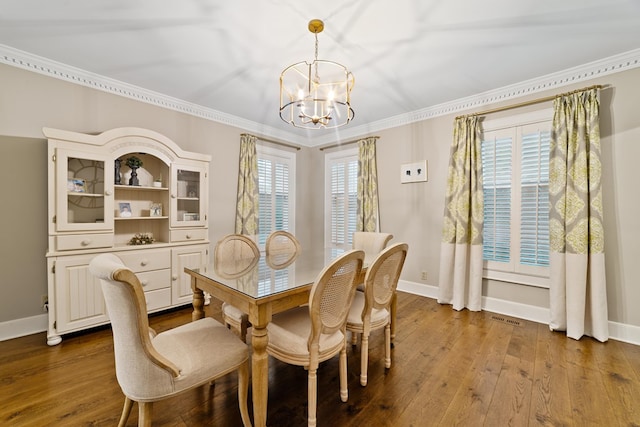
[{"x1": 279, "y1": 19, "x2": 355, "y2": 129}]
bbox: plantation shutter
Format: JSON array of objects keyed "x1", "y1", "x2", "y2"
[
  {"x1": 520, "y1": 127, "x2": 550, "y2": 267},
  {"x1": 330, "y1": 158, "x2": 358, "y2": 248},
  {"x1": 482, "y1": 135, "x2": 512, "y2": 263}
]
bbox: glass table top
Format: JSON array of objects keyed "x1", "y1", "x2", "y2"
[{"x1": 186, "y1": 248, "x2": 351, "y2": 299}]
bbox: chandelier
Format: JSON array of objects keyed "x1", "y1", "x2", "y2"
[{"x1": 279, "y1": 19, "x2": 355, "y2": 129}]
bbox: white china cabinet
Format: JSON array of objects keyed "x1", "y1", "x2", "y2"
[{"x1": 45, "y1": 127, "x2": 211, "y2": 345}]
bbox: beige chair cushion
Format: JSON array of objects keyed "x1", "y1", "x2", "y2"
[
  {"x1": 346, "y1": 292, "x2": 390, "y2": 330},
  {"x1": 152, "y1": 318, "x2": 248, "y2": 394},
  {"x1": 267, "y1": 306, "x2": 345, "y2": 364}
]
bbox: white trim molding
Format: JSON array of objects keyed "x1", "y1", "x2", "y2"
[
  {"x1": 3, "y1": 285, "x2": 639, "y2": 346},
  {"x1": 398, "y1": 280, "x2": 640, "y2": 346},
  {"x1": 0, "y1": 313, "x2": 47, "y2": 342},
  {"x1": 2, "y1": 43, "x2": 639, "y2": 147}
]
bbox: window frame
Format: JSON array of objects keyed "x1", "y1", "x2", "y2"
[
  {"x1": 256, "y1": 144, "x2": 296, "y2": 249},
  {"x1": 481, "y1": 109, "x2": 552, "y2": 288},
  {"x1": 324, "y1": 147, "x2": 358, "y2": 251}
]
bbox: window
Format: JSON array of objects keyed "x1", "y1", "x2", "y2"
[
  {"x1": 325, "y1": 148, "x2": 358, "y2": 251},
  {"x1": 257, "y1": 145, "x2": 296, "y2": 248},
  {"x1": 481, "y1": 111, "x2": 551, "y2": 287}
]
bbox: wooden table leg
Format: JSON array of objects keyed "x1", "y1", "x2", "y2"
[
  {"x1": 251, "y1": 323, "x2": 269, "y2": 427},
  {"x1": 191, "y1": 278, "x2": 205, "y2": 321}
]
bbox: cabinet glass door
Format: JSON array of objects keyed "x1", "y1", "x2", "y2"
[
  {"x1": 56, "y1": 148, "x2": 114, "y2": 232},
  {"x1": 171, "y1": 165, "x2": 207, "y2": 227}
]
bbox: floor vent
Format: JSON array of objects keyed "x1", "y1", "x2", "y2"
[{"x1": 490, "y1": 315, "x2": 522, "y2": 327}]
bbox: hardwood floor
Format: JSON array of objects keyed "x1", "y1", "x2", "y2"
[{"x1": 2, "y1": 293, "x2": 640, "y2": 426}]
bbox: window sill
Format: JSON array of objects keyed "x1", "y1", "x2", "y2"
[{"x1": 483, "y1": 269, "x2": 549, "y2": 289}]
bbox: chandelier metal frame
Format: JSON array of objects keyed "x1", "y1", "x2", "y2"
[{"x1": 279, "y1": 19, "x2": 355, "y2": 129}]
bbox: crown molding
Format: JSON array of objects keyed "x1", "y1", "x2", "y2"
[
  {"x1": 2, "y1": 44, "x2": 639, "y2": 147},
  {"x1": 310, "y1": 48, "x2": 640, "y2": 146}
]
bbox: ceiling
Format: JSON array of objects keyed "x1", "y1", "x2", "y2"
[{"x1": 1, "y1": 0, "x2": 639, "y2": 146}]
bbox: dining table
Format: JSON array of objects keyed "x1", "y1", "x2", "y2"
[{"x1": 185, "y1": 247, "x2": 393, "y2": 427}]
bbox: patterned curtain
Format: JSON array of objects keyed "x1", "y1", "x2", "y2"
[
  {"x1": 549, "y1": 88, "x2": 608, "y2": 342},
  {"x1": 235, "y1": 134, "x2": 259, "y2": 235},
  {"x1": 356, "y1": 137, "x2": 380, "y2": 232},
  {"x1": 437, "y1": 116, "x2": 484, "y2": 311}
]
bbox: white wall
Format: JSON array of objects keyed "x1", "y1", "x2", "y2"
[{"x1": 2, "y1": 60, "x2": 640, "y2": 343}]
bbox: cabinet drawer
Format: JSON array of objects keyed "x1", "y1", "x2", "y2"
[
  {"x1": 137, "y1": 269, "x2": 171, "y2": 292},
  {"x1": 170, "y1": 228, "x2": 207, "y2": 242},
  {"x1": 145, "y1": 288, "x2": 171, "y2": 311},
  {"x1": 118, "y1": 249, "x2": 171, "y2": 273},
  {"x1": 56, "y1": 234, "x2": 113, "y2": 251}
]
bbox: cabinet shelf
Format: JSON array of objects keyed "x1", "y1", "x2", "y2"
[
  {"x1": 115, "y1": 185, "x2": 168, "y2": 191},
  {"x1": 115, "y1": 216, "x2": 169, "y2": 221},
  {"x1": 68, "y1": 192, "x2": 103, "y2": 197}
]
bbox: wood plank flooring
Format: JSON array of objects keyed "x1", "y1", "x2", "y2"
[{"x1": 1, "y1": 293, "x2": 639, "y2": 426}]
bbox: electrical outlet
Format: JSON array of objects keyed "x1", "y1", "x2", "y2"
[
  {"x1": 421, "y1": 271, "x2": 428, "y2": 281},
  {"x1": 41, "y1": 295, "x2": 48, "y2": 312}
]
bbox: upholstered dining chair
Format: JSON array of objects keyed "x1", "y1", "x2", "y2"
[
  {"x1": 346, "y1": 242, "x2": 408, "y2": 386},
  {"x1": 352, "y1": 231, "x2": 393, "y2": 265},
  {"x1": 266, "y1": 249, "x2": 365, "y2": 427},
  {"x1": 89, "y1": 253, "x2": 251, "y2": 427},
  {"x1": 216, "y1": 234, "x2": 260, "y2": 341}
]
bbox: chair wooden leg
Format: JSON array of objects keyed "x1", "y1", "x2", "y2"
[
  {"x1": 308, "y1": 367, "x2": 318, "y2": 427},
  {"x1": 360, "y1": 333, "x2": 369, "y2": 386},
  {"x1": 138, "y1": 401, "x2": 153, "y2": 427},
  {"x1": 238, "y1": 360, "x2": 252, "y2": 427},
  {"x1": 239, "y1": 315, "x2": 248, "y2": 343},
  {"x1": 118, "y1": 397, "x2": 134, "y2": 427},
  {"x1": 350, "y1": 331, "x2": 358, "y2": 345},
  {"x1": 384, "y1": 323, "x2": 392, "y2": 369},
  {"x1": 339, "y1": 345, "x2": 349, "y2": 402}
]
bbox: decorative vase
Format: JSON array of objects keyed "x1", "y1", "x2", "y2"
[
  {"x1": 114, "y1": 159, "x2": 121, "y2": 185},
  {"x1": 129, "y1": 166, "x2": 139, "y2": 186}
]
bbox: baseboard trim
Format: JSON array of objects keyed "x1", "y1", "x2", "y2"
[
  {"x1": 0, "y1": 313, "x2": 47, "y2": 342},
  {"x1": 3, "y1": 284, "x2": 639, "y2": 346},
  {"x1": 397, "y1": 280, "x2": 640, "y2": 346}
]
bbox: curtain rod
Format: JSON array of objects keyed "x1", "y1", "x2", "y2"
[
  {"x1": 318, "y1": 136, "x2": 380, "y2": 151},
  {"x1": 455, "y1": 84, "x2": 604, "y2": 120},
  {"x1": 242, "y1": 133, "x2": 301, "y2": 150}
]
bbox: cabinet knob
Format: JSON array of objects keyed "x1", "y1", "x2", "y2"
[
  {"x1": 81, "y1": 239, "x2": 91, "y2": 246},
  {"x1": 171, "y1": 194, "x2": 177, "y2": 199},
  {"x1": 141, "y1": 280, "x2": 148, "y2": 286},
  {"x1": 105, "y1": 190, "x2": 113, "y2": 196},
  {"x1": 140, "y1": 260, "x2": 149, "y2": 266},
  {"x1": 186, "y1": 234, "x2": 192, "y2": 239},
  {"x1": 172, "y1": 275, "x2": 178, "y2": 281}
]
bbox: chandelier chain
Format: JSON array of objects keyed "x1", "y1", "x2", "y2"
[{"x1": 314, "y1": 32, "x2": 319, "y2": 83}]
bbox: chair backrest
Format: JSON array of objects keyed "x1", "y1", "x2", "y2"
[
  {"x1": 215, "y1": 234, "x2": 260, "y2": 262},
  {"x1": 352, "y1": 232, "x2": 393, "y2": 263},
  {"x1": 89, "y1": 253, "x2": 180, "y2": 400},
  {"x1": 308, "y1": 250, "x2": 365, "y2": 344},
  {"x1": 362, "y1": 243, "x2": 408, "y2": 314},
  {"x1": 266, "y1": 230, "x2": 302, "y2": 255}
]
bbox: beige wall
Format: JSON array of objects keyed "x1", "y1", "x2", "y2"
[{"x1": 2, "y1": 62, "x2": 640, "y2": 330}]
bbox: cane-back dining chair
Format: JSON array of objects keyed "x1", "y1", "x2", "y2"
[
  {"x1": 216, "y1": 234, "x2": 260, "y2": 341},
  {"x1": 89, "y1": 253, "x2": 251, "y2": 427},
  {"x1": 265, "y1": 230, "x2": 301, "y2": 268},
  {"x1": 266, "y1": 249, "x2": 364, "y2": 427},
  {"x1": 346, "y1": 242, "x2": 408, "y2": 386}
]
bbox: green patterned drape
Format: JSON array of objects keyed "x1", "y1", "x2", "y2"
[
  {"x1": 356, "y1": 137, "x2": 380, "y2": 232},
  {"x1": 549, "y1": 88, "x2": 608, "y2": 342},
  {"x1": 437, "y1": 116, "x2": 484, "y2": 311},
  {"x1": 235, "y1": 134, "x2": 259, "y2": 235}
]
